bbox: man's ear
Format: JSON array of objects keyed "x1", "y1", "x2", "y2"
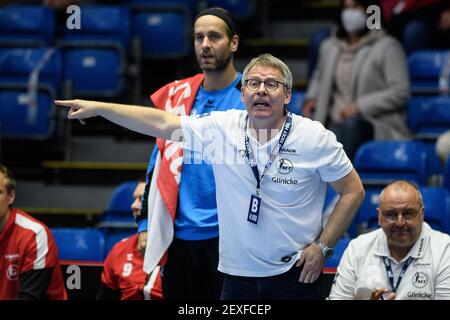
[
  {"x1": 284, "y1": 89, "x2": 292, "y2": 106},
  {"x1": 230, "y1": 35, "x2": 239, "y2": 53}
]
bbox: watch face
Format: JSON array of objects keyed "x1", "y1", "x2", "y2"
[{"x1": 325, "y1": 248, "x2": 334, "y2": 259}]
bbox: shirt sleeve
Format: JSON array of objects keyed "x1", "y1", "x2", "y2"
[
  {"x1": 18, "y1": 268, "x2": 53, "y2": 300},
  {"x1": 328, "y1": 241, "x2": 358, "y2": 300},
  {"x1": 22, "y1": 227, "x2": 58, "y2": 273},
  {"x1": 314, "y1": 128, "x2": 353, "y2": 182},
  {"x1": 434, "y1": 240, "x2": 450, "y2": 299},
  {"x1": 180, "y1": 112, "x2": 222, "y2": 159}
]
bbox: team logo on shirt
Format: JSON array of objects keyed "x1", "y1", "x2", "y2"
[
  {"x1": 6, "y1": 264, "x2": 19, "y2": 281},
  {"x1": 276, "y1": 158, "x2": 293, "y2": 174},
  {"x1": 412, "y1": 272, "x2": 428, "y2": 288},
  {"x1": 239, "y1": 149, "x2": 248, "y2": 158}
]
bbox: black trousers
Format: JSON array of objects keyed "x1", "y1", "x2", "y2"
[{"x1": 162, "y1": 237, "x2": 223, "y2": 300}]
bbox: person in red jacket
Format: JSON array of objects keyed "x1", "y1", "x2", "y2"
[
  {"x1": 0, "y1": 163, "x2": 67, "y2": 300},
  {"x1": 96, "y1": 175, "x2": 162, "y2": 300}
]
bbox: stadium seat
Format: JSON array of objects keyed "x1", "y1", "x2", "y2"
[
  {"x1": 131, "y1": 7, "x2": 191, "y2": 58},
  {"x1": 287, "y1": 90, "x2": 304, "y2": 115},
  {"x1": 0, "y1": 48, "x2": 61, "y2": 139},
  {"x1": 108, "y1": 180, "x2": 138, "y2": 212},
  {"x1": 406, "y1": 96, "x2": 448, "y2": 176},
  {"x1": 52, "y1": 228, "x2": 105, "y2": 261},
  {"x1": 0, "y1": 85, "x2": 56, "y2": 139},
  {"x1": 0, "y1": 47, "x2": 62, "y2": 89},
  {"x1": 97, "y1": 180, "x2": 137, "y2": 229},
  {"x1": 421, "y1": 187, "x2": 450, "y2": 234},
  {"x1": 441, "y1": 160, "x2": 450, "y2": 195},
  {"x1": 354, "y1": 140, "x2": 428, "y2": 186},
  {"x1": 60, "y1": 5, "x2": 130, "y2": 98},
  {"x1": 206, "y1": 0, "x2": 255, "y2": 19},
  {"x1": 325, "y1": 238, "x2": 350, "y2": 268},
  {"x1": 104, "y1": 228, "x2": 136, "y2": 255},
  {"x1": 0, "y1": 5, "x2": 55, "y2": 47},
  {"x1": 354, "y1": 187, "x2": 382, "y2": 234},
  {"x1": 124, "y1": 0, "x2": 198, "y2": 16},
  {"x1": 408, "y1": 50, "x2": 450, "y2": 94},
  {"x1": 408, "y1": 96, "x2": 450, "y2": 138}
]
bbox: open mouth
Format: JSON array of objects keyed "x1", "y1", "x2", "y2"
[{"x1": 253, "y1": 102, "x2": 270, "y2": 108}]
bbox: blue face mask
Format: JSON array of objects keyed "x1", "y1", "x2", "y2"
[{"x1": 341, "y1": 8, "x2": 367, "y2": 34}]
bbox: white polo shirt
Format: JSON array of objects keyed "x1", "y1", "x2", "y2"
[
  {"x1": 180, "y1": 109, "x2": 352, "y2": 277},
  {"x1": 329, "y1": 223, "x2": 450, "y2": 300}
]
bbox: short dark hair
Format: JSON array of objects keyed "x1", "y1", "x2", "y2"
[{"x1": 0, "y1": 163, "x2": 16, "y2": 193}]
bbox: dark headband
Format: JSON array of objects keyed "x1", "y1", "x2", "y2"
[{"x1": 195, "y1": 7, "x2": 237, "y2": 36}]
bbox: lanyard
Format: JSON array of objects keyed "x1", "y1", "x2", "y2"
[
  {"x1": 383, "y1": 256, "x2": 414, "y2": 293},
  {"x1": 244, "y1": 112, "x2": 293, "y2": 196}
]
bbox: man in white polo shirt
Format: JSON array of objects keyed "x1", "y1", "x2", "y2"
[
  {"x1": 329, "y1": 180, "x2": 450, "y2": 300},
  {"x1": 55, "y1": 53, "x2": 365, "y2": 300}
]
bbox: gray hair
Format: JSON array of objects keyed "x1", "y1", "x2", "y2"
[{"x1": 241, "y1": 53, "x2": 293, "y2": 91}]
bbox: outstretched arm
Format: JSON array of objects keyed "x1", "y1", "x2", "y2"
[{"x1": 55, "y1": 99, "x2": 182, "y2": 141}]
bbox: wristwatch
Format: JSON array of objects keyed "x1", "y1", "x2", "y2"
[{"x1": 314, "y1": 239, "x2": 334, "y2": 259}]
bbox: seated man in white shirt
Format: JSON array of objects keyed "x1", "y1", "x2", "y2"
[{"x1": 329, "y1": 180, "x2": 450, "y2": 300}]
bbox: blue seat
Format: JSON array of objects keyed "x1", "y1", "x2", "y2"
[
  {"x1": 0, "y1": 47, "x2": 62, "y2": 90},
  {"x1": 408, "y1": 96, "x2": 450, "y2": 138},
  {"x1": 0, "y1": 5, "x2": 55, "y2": 47},
  {"x1": 354, "y1": 187, "x2": 382, "y2": 234},
  {"x1": 420, "y1": 187, "x2": 450, "y2": 233},
  {"x1": 60, "y1": 5, "x2": 130, "y2": 98},
  {"x1": 354, "y1": 141, "x2": 428, "y2": 186},
  {"x1": 206, "y1": 0, "x2": 255, "y2": 19},
  {"x1": 441, "y1": 161, "x2": 450, "y2": 196},
  {"x1": 131, "y1": 8, "x2": 191, "y2": 58},
  {"x1": 0, "y1": 86, "x2": 56, "y2": 139},
  {"x1": 408, "y1": 50, "x2": 449, "y2": 94},
  {"x1": 0, "y1": 48, "x2": 61, "y2": 139},
  {"x1": 97, "y1": 180, "x2": 137, "y2": 228},
  {"x1": 287, "y1": 90, "x2": 304, "y2": 115},
  {"x1": 124, "y1": 0, "x2": 198, "y2": 16},
  {"x1": 325, "y1": 238, "x2": 350, "y2": 268},
  {"x1": 108, "y1": 180, "x2": 137, "y2": 213},
  {"x1": 52, "y1": 228, "x2": 105, "y2": 262},
  {"x1": 104, "y1": 229, "x2": 136, "y2": 255}
]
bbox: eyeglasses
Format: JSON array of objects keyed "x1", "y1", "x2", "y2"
[
  {"x1": 380, "y1": 206, "x2": 422, "y2": 222},
  {"x1": 245, "y1": 79, "x2": 288, "y2": 92}
]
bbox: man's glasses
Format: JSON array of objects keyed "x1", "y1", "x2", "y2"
[
  {"x1": 380, "y1": 206, "x2": 422, "y2": 222},
  {"x1": 245, "y1": 79, "x2": 288, "y2": 92}
]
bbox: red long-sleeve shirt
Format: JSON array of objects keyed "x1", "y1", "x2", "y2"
[{"x1": 0, "y1": 208, "x2": 67, "y2": 300}]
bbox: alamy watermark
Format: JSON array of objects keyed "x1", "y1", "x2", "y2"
[
  {"x1": 66, "y1": 265, "x2": 81, "y2": 290},
  {"x1": 66, "y1": 5, "x2": 81, "y2": 30},
  {"x1": 367, "y1": 5, "x2": 381, "y2": 30}
]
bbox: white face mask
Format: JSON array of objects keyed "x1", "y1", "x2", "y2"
[{"x1": 341, "y1": 8, "x2": 367, "y2": 34}]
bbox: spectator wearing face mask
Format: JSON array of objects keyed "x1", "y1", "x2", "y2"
[{"x1": 303, "y1": 0, "x2": 411, "y2": 160}]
